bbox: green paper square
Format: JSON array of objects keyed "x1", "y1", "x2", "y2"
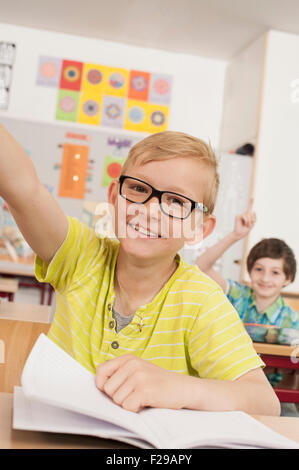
[
  {"x1": 102, "y1": 155, "x2": 126, "y2": 187},
  {"x1": 56, "y1": 89, "x2": 80, "y2": 122}
]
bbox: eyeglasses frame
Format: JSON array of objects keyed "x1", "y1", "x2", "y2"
[{"x1": 118, "y1": 174, "x2": 209, "y2": 220}]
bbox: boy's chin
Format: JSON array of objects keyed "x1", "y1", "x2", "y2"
[{"x1": 119, "y1": 237, "x2": 182, "y2": 259}]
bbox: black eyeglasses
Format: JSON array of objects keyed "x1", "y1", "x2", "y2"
[{"x1": 118, "y1": 175, "x2": 208, "y2": 220}]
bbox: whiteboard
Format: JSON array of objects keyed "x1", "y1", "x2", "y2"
[
  {"x1": 180, "y1": 153, "x2": 253, "y2": 280},
  {"x1": 0, "y1": 115, "x2": 143, "y2": 220},
  {"x1": 244, "y1": 31, "x2": 299, "y2": 294}
]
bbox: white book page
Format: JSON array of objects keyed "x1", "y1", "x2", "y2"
[
  {"x1": 13, "y1": 387, "x2": 152, "y2": 448},
  {"x1": 21, "y1": 335, "x2": 158, "y2": 447},
  {"x1": 140, "y1": 407, "x2": 299, "y2": 449}
]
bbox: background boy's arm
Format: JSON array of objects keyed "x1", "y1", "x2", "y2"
[
  {"x1": 195, "y1": 198, "x2": 256, "y2": 292},
  {"x1": 0, "y1": 123, "x2": 68, "y2": 264}
]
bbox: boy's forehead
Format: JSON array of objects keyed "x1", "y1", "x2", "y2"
[
  {"x1": 125, "y1": 157, "x2": 209, "y2": 200},
  {"x1": 254, "y1": 257, "x2": 284, "y2": 269}
]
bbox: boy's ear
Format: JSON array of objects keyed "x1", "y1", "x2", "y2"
[
  {"x1": 185, "y1": 214, "x2": 216, "y2": 246},
  {"x1": 107, "y1": 179, "x2": 119, "y2": 206},
  {"x1": 283, "y1": 278, "x2": 292, "y2": 288}
]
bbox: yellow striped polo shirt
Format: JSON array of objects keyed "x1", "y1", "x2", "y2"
[{"x1": 35, "y1": 216, "x2": 264, "y2": 380}]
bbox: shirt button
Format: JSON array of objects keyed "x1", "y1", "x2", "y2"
[
  {"x1": 111, "y1": 341, "x2": 119, "y2": 349},
  {"x1": 109, "y1": 321, "x2": 115, "y2": 329},
  {"x1": 108, "y1": 304, "x2": 112, "y2": 311}
]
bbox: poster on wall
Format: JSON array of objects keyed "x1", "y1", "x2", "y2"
[
  {"x1": 0, "y1": 115, "x2": 143, "y2": 269},
  {"x1": 0, "y1": 42, "x2": 16, "y2": 110},
  {"x1": 36, "y1": 55, "x2": 172, "y2": 133}
]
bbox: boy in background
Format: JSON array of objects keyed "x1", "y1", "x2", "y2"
[
  {"x1": 0, "y1": 124, "x2": 279, "y2": 415},
  {"x1": 195, "y1": 200, "x2": 299, "y2": 411}
]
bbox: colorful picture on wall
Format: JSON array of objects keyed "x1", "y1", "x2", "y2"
[
  {"x1": 36, "y1": 55, "x2": 172, "y2": 133},
  {"x1": 56, "y1": 90, "x2": 80, "y2": 122},
  {"x1": 128, "y1": 70, "x2": 150, "y2": 101},
  {"x1": 81, "y1": 63, "x2": 107, "y2": 93},
  {"x1": 102, "y1": 155, "x2": 126, "y2": 187},
  {"x1": 148, "y1": 73, "x2": 173, "y2": 105},
  {"x1": 58, "y1": 143, "x2": 89, "y2": 199},
  {"x1": 101, "y1": 95, "x2": 126, "y2": 128},
  {"x1": 36, "y1": 56, "x2": 62, "y2": 87},
  {"x1": 60, "y1": 60, "x2": 83, "y2": 91},
  {"x1": 78, "y1": 93, "x2": 102, "y2": 125},
  {"x1": 105, "y1": 67, "x2": 129, "y2": 98}
]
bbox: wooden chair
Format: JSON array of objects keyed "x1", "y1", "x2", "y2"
[{"x1": 282, "y1": 295, "x2": 299, "y2": 313}]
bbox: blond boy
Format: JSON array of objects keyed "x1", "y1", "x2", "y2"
[{"x1": 0, "y1": 125, "x2": 279, "y2": 415}]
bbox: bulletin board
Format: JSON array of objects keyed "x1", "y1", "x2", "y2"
[
  {"x1": 0, "y1": 115, "x2": 144, "y2": 266},
  {"x1": 36, "y1": 56, "x2": 172, "y2": 134}
]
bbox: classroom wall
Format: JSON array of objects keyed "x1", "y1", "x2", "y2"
[
  {"x1": 0, "y1": 22, "x2": 226, "y2": 146},
  {"x1": 219, "y1": 34, "x2": 266, "y2": 152},
  {"x1": 244, "y1": 30, "x2": 299, "y2": 294}
]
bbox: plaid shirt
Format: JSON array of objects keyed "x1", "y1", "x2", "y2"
[
  {"x1": 226, "y1": 279, "x2": 299, "y2": 387},
  {"x1": 226, "y1": 280, "x2": 299, "y2": 329}
]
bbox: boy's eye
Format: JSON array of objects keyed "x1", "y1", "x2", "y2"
[
  {"x1": 131, "y1": 184, "x2": 148, "y2": 193},
  {"x1": 165, "y1": 195, "x2": 185, "y2": 206}
]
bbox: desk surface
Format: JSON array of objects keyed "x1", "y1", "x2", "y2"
[
  {"x1": 0, "y1": 393, "x2": 131, "y2": 449},
  {"x1": 0, "y1": 301, "x2": 51, "y2": 323},
  {"x1": 0, "y1": 278, "x2": 19, "y2": 293},
  {"x1": 253, "y1": 342, "x2": 299, "y2": 357},
  {"x1": 0, "y1": 393, "x2": 299, "y2": 448},
  {"x1": 0, "y1": 258, "x2": 35, "y2": 277}
]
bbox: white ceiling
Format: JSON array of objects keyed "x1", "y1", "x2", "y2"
[{"x1": 1, "y1": 0, "x2": 299, "y2": 60}]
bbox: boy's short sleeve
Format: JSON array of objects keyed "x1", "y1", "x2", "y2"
[
  {"x1": 226, "y1": 279, "x2": 251, "y2": 302},
  {"x1": 35, "y1": 216, "x2": 100, "y2": 292},
  {"x1": 188, "y1": 288, "x2": 265, "y2": 381}
]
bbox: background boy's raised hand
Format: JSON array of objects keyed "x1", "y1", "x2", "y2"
[{"x1": 233, "y1": 197, "x2": 256, "y2": 240}]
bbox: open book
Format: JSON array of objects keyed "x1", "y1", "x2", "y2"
[{"x1": 13, "y1": 334, "x2": 299, "y2": 449}]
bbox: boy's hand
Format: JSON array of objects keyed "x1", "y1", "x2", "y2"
[
  {"x1": 95, "y1": 354, "x2": 192, "y2": 412},
  {"x1": 233, "y1": 198, "x2": 256, "y2": 240}
]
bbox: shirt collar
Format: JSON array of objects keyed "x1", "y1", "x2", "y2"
[{"x1": 249, "y1": 294, "x2": 285, "y2": 322}]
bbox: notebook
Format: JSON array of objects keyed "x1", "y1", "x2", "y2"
[{"x1": 13, "y1": 334, "x2": 299, "y2": 449}]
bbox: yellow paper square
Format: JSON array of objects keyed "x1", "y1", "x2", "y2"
[
  {"x1": 105, "y1": 67, "x2": 129, "y2": 97},
  {"x1": 145, "y1": 103, "x2": 169, "y2": 133},
  {"x1": 124, "y1": 99, "x2": 148, "y2": 132},
  {"x1": 78, "y1": 93, "x2": 102, "y2": 125},
  {"x1": 81, "y1": 63, "x2": 107, "y2": 93}
]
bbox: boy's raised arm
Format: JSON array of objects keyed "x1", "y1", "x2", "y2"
[
  {"x1": 195, "y1": 198, "x2": 256, "y2": 291},
  {"x1": 0, "y1": 123, "x2": 68, "y2": 264}
]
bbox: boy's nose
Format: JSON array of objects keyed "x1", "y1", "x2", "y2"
[
  {"x1": 261, "y1": 273, "x2": 271, "y2": 283},
  {"x1": 145, "y1": 197, "x2": 162, "y2": 218}
]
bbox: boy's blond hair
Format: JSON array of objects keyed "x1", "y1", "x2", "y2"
[{"x1": 121, "y1": 131, "x2": 219, "y2": 214}]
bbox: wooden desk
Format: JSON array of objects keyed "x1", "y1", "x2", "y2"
[
  {"x1": 0, "y1": 259, "x2": 35, "y2": 277},
  {"x1": 0, "y1": 259, "x2": 52, "y2": 305},
  {"x1": 0, "y1": 393, "x2": 130, "y2": 449},
  {"x1": 0, "y1": 393, "x2": 298, "y2": 449},
  {"x1": 253, "y1": 342, "x2": 299, "y2": 358},
  {"x1": 0, "y1": 278, "x2": 18, "y2": 301},
  {"x1": 0, "y1": 301, "x2": 51, "y2": 323}
]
